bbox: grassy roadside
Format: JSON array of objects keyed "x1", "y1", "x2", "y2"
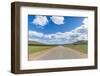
[
  {"x1": 28, "y1": 45, "x2": 55, "y2": 54},
  {"x1": 64, "y1": 44, "x2": 88, "y2": 54}
]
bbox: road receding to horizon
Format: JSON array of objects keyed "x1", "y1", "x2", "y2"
[{"x1": 28, "y1": 46, "x2": 87, "y2": 60}]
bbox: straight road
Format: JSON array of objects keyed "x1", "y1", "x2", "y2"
[{"x1": 29, "y1": 46, "x2": 87, "y2": 60}]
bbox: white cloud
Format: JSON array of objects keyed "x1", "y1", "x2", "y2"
[
  {"x1": 29, "y1": 30, "x2": 43, "y2": 38},
  {"x1": 29, "y1": 38, "x2": 40, "y2": 42},
  {"x1": 83, "y1": 18, "x2": 88, "y2": 25},
  {"x1": 50, "y1": 16, "x2": 64, "y2": 25},
  {"x1": 29, "y1": 18, "x2": 88, "y2": 44},
  {"x1": 70, "y1": 18, "x2": 88, "y2": 41},
  {"x1": 32, "y1": 16, "x2": 48, "y2": 26},
  {"x1": 82, "y1": 18, "x2": 88, "y2": 28}
]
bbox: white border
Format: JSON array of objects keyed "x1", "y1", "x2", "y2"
[{"x1": 20, "y1": 6, "x2": 95, "y2": 70}]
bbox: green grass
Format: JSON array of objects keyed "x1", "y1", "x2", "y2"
[
  {"x1": 28, "y1": 45, "x2": 55, "y2": 54},
  {"x1": 64, "y1": 44, "x2": 87, "y2": 54}
]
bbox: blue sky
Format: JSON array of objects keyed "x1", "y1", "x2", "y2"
[
  {"x1": 28, "y1": 15, "x2": 88, "y2": 44},
  {"x1": 28, "y1": 15, "x2": 84, "y2": 34}
]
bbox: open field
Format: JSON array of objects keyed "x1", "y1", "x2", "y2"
[
  {"x1": 64, "y1": 44, "x2": 87, "y2": 54},
  {"x1": 28, "y1": 46, "x2": 87, "y2": 60},
  {"x1": 28, "y1": 41, "x2": 88, "y2": 60},
  {"x1": 28, "y1": 45, "x2": 55, "y2": 54}
]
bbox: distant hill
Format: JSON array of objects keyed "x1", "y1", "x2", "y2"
[
  {"x1": 28, "y1": 41, "x2": 43, "y2": 45},
  {"x1": 72, "y1": 40, "x2": 87, "y2": 45},
  {"x1": 28, "y1": 40, "x2": 87, "y2": 45},
  {"x1": 28, "y1": 41, "x2": 60, "y2": 46}
]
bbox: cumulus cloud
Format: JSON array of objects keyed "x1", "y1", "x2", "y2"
[
  {"x1": 32, "y1": 16, "x2": 65, "y2": 27},
  {"x1": 32, "y1": 16, "x2": 48, "y2": 26},
  {"x1": 29, "y1": 30, "x2": 43, "y2": 38},
  {"x1": 50, "y1": 16, "x2": 64, "y2": 25},
  {"x1": 82, "y1": 18, "x2": 88, "y2": 29},
  {"x1": 71, "y1": 18, "x2": 88, "y2": 41},
  {"x1": 83, "y1": 18, "x2": 88, "y2": 25},
  {"x1": 29, "y1": 18, "x2": 88, "y2": 44}
]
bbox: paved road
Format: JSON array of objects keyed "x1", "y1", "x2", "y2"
[{"x1": 29, "y1": 46, "x2": 87, "y2": 60}]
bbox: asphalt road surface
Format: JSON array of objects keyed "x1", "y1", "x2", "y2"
[{"x1": 29, "y1": 46, "x2": 87, "y2": 60}]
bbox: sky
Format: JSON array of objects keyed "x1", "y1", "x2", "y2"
[{"x1": 28, "y1": 15, "x2": 88, "y2": 44}]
